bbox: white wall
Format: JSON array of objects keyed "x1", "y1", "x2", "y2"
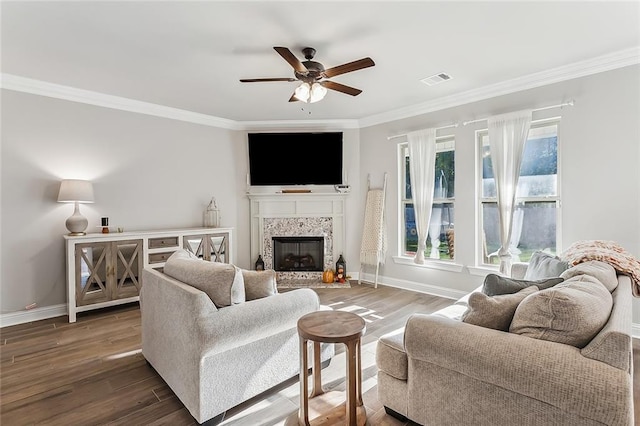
[
  {"x1": 1, "y1": 90, "x2": 241, "y2": 313},
  {"x1": 357, "y1": 64, "x2": 640, "y2": 320}
]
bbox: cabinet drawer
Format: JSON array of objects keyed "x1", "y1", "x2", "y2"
[
  {"x1": 148, "y1": 252, "x2": 174, "y2": 264},
  {"x1": 148, "y1": 237, "x2": 179, "y2": 249}
]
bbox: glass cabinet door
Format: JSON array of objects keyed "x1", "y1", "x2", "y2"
[
  {"x1": 208, "y1": 234, "x2": 228, "y2": 263},
  {"x1": 184, "y1": 232, "x2": 229, "y2": 263},
  {"x1": 184, "y1": 235, "x2": 206, "y2": 259},
  {"x1": 74, "y1": 239, "x2": 143, "y2": 305},
  {"x1": 75, "y1": 242, "x2": 110, "y2": 306},
  {"x1": 112, "y1": 240, "x2": 143, "y2": 300}
]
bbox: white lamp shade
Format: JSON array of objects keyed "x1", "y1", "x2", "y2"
[
  {"x1": 57, "y1": 179, "x2": 95, "y2": 203},
  {"x1": 309, "y1": 83, "x2": 328, "y2": 103},
  {"x1": 294, "y1": 82, "x2": 311, "y2": 103}
]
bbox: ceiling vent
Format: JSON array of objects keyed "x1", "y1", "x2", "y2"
[{"x1": 421, "y1": 72, "x2": 452, "y2": 86}]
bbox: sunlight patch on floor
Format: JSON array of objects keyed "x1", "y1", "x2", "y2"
[{"x1": 104, "y1": 348, "x2": 141, "y2": 360}]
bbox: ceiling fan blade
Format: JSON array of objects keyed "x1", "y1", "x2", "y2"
[
  {"x1": 240, "y1": 78, "x2": 297, "y2": 82},
  {"x1": 288, "y1": 93, "x2": 300, "y2": 102},
  {"x1": 321, "y1": 81, "x2": 363, "y2": 96},
  {"x1": 273, "y1": 46, "x2": 308, "y2": 73},
  {"x1": 323, "y1": 57, "x2": 375, "y2": 78}
]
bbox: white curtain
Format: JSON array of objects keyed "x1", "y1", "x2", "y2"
[
  {"x1": 428, "y1": 173, "x2": 446, "y2": 259},
  {"x1": 487, "y1": 110, "x2": 532, "y2": 275},
  {"x1": 407, "y1": 128, "x2": 437, "y2": 264}
]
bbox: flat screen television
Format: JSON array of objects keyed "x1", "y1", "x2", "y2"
[{"x1": 248, "y1": 132, "x2": 343, "y2": 186}]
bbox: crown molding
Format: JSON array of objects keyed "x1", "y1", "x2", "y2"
[
  {"x1": 358, "y1": 47, "x2": 640, "y2": 128},
  {"x1": 2, "y1": 47, "x2": 638, "y2": 131},
  {"x1": 239, "y1": 119, "x2": 360, "y2": 130},
  {"x1": 0, "y1": 74, "x2": 242, "y2": 130}
]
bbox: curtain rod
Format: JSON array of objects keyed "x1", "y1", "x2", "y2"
[
  {"x1": 462, "y1": 101, "x2": 575, "y2": 126},
  {"x1": 387, "y1": 123, "x2": 459, "y2": 140}
]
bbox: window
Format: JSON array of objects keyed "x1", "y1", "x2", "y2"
[
  {"x1": 400, "y1": 138, "x2": 455, "y2": 260},
  {"x1": 478, "y1": 120, "x2": 560, "y2": 265}
]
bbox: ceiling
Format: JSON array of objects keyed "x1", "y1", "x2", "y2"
[{"x1": 2, "y1": 1, "x2": 639, "y2": 125}]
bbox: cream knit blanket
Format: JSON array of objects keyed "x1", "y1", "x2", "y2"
[
  {"x1": 560, "y1": 240, "x2": 640, "y2": 296},
  {"x1": 360, "y1": 189, "x2": 387, "y2": 266}
]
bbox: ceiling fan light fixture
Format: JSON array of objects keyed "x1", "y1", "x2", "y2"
[
  {"x1": 294, "y1": 82, "x2": 311, "y2": 102},
  {"x1": 240, "y1": 47, "x2": 375, "y2": 103}
]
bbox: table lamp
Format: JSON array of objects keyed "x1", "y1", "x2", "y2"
[{"x1": 58, "y1": 179, "x2": 94, "y2": 235}]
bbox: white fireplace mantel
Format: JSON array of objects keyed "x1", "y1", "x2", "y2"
[{"x1": 248, "y1": 192, "x2": 348, "y2": 276}]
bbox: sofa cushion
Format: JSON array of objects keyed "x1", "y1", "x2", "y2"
[
  {"x1": 560, "y1": 260, "x2": 618, "y2": 292},
  {"x1": 242, "y1": 269, "x2": 278, "y2": 300},
  {"x1": 164, "y1": 249, "x2": 245, "y2": 308},
  {"x1": 462, "y1": 286, "x2": 539, "y2": 331},
  {"x1": 523, "y1": 251, "x2": 569, "y2": 280},
  {"x1": 510, "y1": 275, "x2": 612, "y2": 348},
  {"x1": 482, "y1": 274, "x2": 563, "y2": 296}
]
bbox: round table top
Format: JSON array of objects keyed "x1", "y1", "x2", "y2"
[{"x1": 297, "y1": 310, "x2": 366, "y2": 343}]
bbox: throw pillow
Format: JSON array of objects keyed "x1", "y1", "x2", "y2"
[
  {"x1": 242, "y1": 269, "x2": 278, "y2": 300},
  {"x1": 523, "y1": 251, "x2": 569, "y2": 280},
  {"x1": 560, "y1": 260, "x2": 618, "y2": 292},
  {"x1": 462, "y1": 286, "x2": 539, "y2": 331},
  {"x1": 509, "y1": 275, "x2": 612, "y2": 348},
  {"x1": 164, "y1": 249, "x2": 245, "y2": 308},
  {"x1": 482, "y1": 273, "x2": 564, "y2": 296}
]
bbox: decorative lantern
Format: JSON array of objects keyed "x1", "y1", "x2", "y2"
[
  {"x1": 335, "y1": 254, "x2": 346, "y2": 283},
  {"x1": 255, "y1": 255, "x2": 265, "y2": 271},
  {"x1": 204, "y1": 197, "x2": 220, "y2": 228}
]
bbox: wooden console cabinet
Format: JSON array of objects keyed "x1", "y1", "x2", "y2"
[{"x1": 64, "y1": 227, "x2": 233, "y2": 322}]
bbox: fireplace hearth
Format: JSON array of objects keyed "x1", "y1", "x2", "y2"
[{"x1": 249, "y1": 192, "x2": 347, "y2": 283}]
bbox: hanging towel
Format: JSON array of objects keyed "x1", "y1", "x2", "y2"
[{"x1": 360, "y1": 188, "x2": 387, "y2": 266}]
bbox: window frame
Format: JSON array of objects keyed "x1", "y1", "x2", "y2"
[
  {"x1": 397, "y1": 136, "x2": 456, "y2": 263},
  {"x1": 475, "y1": 117, "x2": 562, "y2": 268}
]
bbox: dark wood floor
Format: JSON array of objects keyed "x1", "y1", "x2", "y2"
[{"x1": 1, "y1": 283, "x2": 638, "y2": 425}]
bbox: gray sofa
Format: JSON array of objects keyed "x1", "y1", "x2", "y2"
[
  {"x1": 376, "y1": 260, "x2": 633, "y2": 425},
  {"x1": 140, "y1": 250, "x2": 333, "y2": 425}
]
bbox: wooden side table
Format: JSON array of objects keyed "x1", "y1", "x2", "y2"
[{"x1": 297, "y1": 310, "x2": 367, "y2": 426}]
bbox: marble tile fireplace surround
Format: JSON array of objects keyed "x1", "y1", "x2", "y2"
[{"x1": 248, "y1": 192, "x2": 347, "y2": 283}]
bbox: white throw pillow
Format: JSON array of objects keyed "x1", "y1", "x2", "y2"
[{"x1": 523, "y1": 251, "x2": 569, "y2": 280}]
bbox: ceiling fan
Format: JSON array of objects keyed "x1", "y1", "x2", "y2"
[{"x1": 240, "y1": 46, "x2": 375, "y2": 103}]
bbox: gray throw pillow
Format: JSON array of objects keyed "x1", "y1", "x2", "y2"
[
  {"x1": 510, "y1": 275, "x2": 612, "y2": 348},
  {"x1": 523, "y1": 251, "x2": 569, "y2": 280},
  {"x1": 242, "y1": 269, "x2": 278, "y2": 300},
  {"x1": 482, "y1": 273, "x2": 563, "y2": 296},
  {"x1": 164, "y1": 249, "x2": 245, "y2": 308},
  {"x1": 462, "y1": 286, "x2": 539, "y2": 331}
]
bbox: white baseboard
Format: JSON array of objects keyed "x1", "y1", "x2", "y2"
[
  {"x1": 0, "y1": 304, "x2": 67, "y2": 328},
  {"x1": 357, "y1": 272, "x2": 468, "y2": 300}
]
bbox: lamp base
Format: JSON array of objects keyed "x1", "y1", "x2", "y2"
[
  {"x1": 65, "y1": 202, "x2": 89, "y2": 235},
  {"x1": 68, "y1": 232, "x2": 87, "y2": 236}
]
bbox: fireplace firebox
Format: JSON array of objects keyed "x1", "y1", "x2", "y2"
[{"x1": 272, "y1": 236, "x2": 324, "y2": 272}]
